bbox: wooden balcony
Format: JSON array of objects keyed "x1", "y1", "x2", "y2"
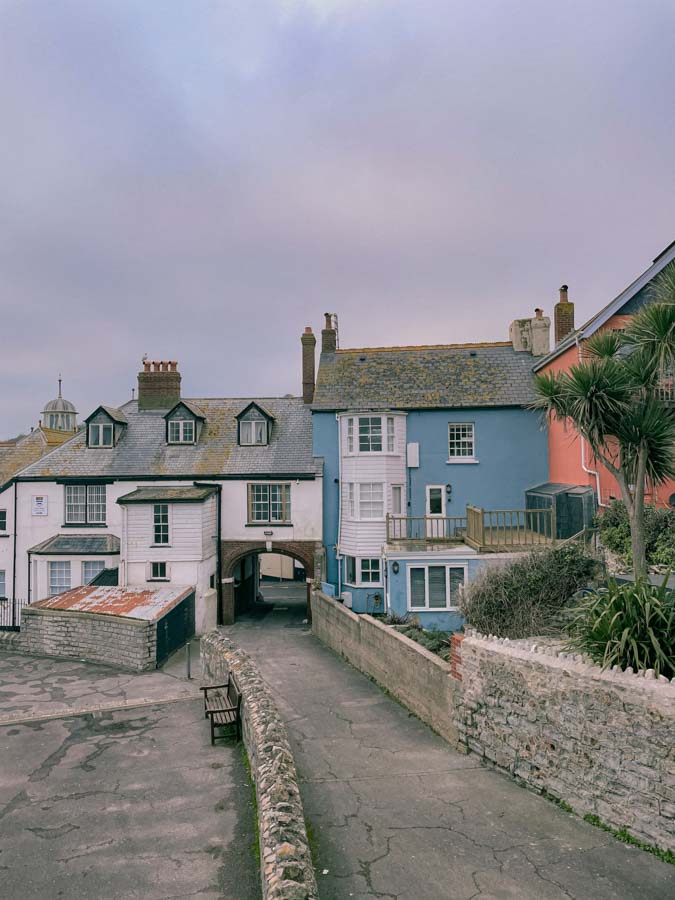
[{"x1": 386, "y1": 506, "x2": 556, "y2": 553}]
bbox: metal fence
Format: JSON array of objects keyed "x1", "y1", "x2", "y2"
[{"x1": 0, "y1": 596, "x2": 30, "y2": 630}]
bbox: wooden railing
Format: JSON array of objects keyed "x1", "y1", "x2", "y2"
[
  {"x1": 386, "y1": 514, "x2": 467, "y2": 544},
  {"x1": 465, "y1": 506, "x2": 555, "y2": 551}
]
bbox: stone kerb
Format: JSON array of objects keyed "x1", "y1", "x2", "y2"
[{"x1": 201, "y1": 630, "x2": 318, "y2": 900}]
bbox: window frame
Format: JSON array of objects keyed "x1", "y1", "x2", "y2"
[
  {"x1": 239, "y1": 419, "x2": 268, "y2": 446},
  {"x1": 167, "y1": 419, "x2": 195, "y2": 444},
  {"x1": 49, "y1": 560, "x2": 71, "y2": 597},
  {"x1": 149, "y1": 561, "x2": 169, "y2": 581},
  {"x1": 247, "y1": 482, "x2": 292, "y2": 524},
  {"x1": 152, "y1": 503, "x2": 170, "y2": 546},
  {"x1": 407, "y1": 563, "x2": 466, "y2": 611},
  {"x1": 64, "y1": 484, "x2": 107, "y2": 525},
  {"x1": 0, "y1": 569, "x2": 5, "y2": 598},
  {"x1": 447, "y1": 422, "x2": 477, "y2": 463},
  {"x1": 358, "y1": 482, "x2": 385, "y2": 520},
  {"x1": 426, "y1": 484, "x2": 445, "y2": 517},
  {"x1": 88, "y1": 422, "x2": 114, "y2": 448},
  {"x1": 358, "y1": 416, "x2": 383, "y2": 453},
  {"x1": 82, "y1": 560, "x2": 105, "y2": 584},
  {"x1": 343, "y1": 555, "x2": 383, "y2": 587},
  {"x1": 0, "y1": 509, "x2": 6, "y2": 531},
  {"x1": 391, "y1": 485, "x2": 403, "y2": 516}
]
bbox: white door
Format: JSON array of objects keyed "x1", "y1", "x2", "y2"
[{"x1": 426, "y1": 485, "x2": 445, "y2": 538}]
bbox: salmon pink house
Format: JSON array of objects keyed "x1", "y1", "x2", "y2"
[{"x1": 533, "y1": 240, "x2": 675, "y2": 510}]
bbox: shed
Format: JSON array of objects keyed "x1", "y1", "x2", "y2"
[
  {"x1": 22, "y1": 584, "x2": 195, "y2": 671},
  {"x1": 525, "y1": 483, "x2": 596, "y2": 539}
]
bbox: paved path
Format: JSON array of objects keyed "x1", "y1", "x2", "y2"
[
  {"x1": 226, "y1": 587, "x2": 675, "y2": 900},
  {"x1": 0, "y1": 651, "x2": 259, "y2": 899}
]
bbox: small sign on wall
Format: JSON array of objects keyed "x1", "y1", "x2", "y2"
[{"x1": 32, "y1": 495, "x2": 48, "y2": 516}]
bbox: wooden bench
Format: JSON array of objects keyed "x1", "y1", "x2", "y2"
[{"x1": 200, "y1": 676, "x2": 242, "y2": 745}]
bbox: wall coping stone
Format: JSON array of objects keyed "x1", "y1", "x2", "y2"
[{"x1": 201, "y1": 630, "x2": 318, "y2": 900}]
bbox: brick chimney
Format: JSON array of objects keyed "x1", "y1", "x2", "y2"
[
  {"x1": 137, "y1": 360, "x2": 181, "y2": 410},
  {"x1": 301, "y1": 327, "x2": 316, "y2": 404},
  {"x1": 554, "y1": 284, "x2": 575, "y2": 345},
  {"x1": 321, "y1": 312, "x2": 337, "y2": 354}
]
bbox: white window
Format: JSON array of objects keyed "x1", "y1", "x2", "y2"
[
  {"x1": 359, "y1": 416, "x2": 382, "y2": 452},
  {"x1": 248, "y1": 484, "x2": 291, "y2": 523},
  {"x1": 89, "y1": 423, "x2": 114, "y2": 447},
  {"x1": 49, "y1": 561, "x2": 71, "y2": 596},
  {"x1": 387, "y1": 417, "x2": 395, "y2": 452},
  {"x1": 82, "y1": 560, "x2": 105, "y2": 584},
  {"x1": 347, "y1": 418, "x2": 354, "y2": 453},
  {"x1": 360, "y1": 558, "x2": 381, "y2": 584},
  {"x1": 0, "y1": 510, "x2": 6, "y2": 531},
  {"x1": 0, "y1": 570, "x2": 5, "y2": 598},
  {"x1": 342, "y1": 483, "x2": 355, "y2": 517},
  {"x1": 408, "y1": 565, "x2": 465, "y2": 610},
  {"x1": 392, "y1": 486, "x2": 403, "y2": 515},
  {"x1": 240, "y1": 420, "x2": 267, "y2": 445},
  {"x1": 345, "y1": 556, "x2": 356, "y2": 584},
  {"x1": 150, "y1": 561, "x2": 168, "y2": 580},
  {"x1": 448, "y1": 423, "x2": 475, "y2": 460},
  {"x1": 168, "y1": 419, "x2": 195, "y2": 443},
  {"x1": 426, "y1": 486, "x2": 444, "y2": 516},
  {"x1": 153, "y1": 504, "x2": 170, "y2": 544},
  {"x1": 65, "y1": 485, "x2": 106, "y2": 524},
  {"x1": 359, "y1": 483, "x2": 384, "y2": 519}
]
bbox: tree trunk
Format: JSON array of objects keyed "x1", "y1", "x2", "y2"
[{"x1": 630, "y1": 446, "x2": 648, "y2": 581}]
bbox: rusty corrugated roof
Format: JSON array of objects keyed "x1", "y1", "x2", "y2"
[{"x1": 32, "y1": 584, "x2": 193, "y2": 621}]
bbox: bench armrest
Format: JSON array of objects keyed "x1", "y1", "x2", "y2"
[{"x1": 200, "y1": 681, "x2": 229, "y2": 694}]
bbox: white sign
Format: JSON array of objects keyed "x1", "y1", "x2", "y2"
[{"x1": 32, "y1": 495, "x2": 48, "y2": 516}]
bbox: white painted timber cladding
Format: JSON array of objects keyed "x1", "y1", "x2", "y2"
[
  {"x1": 126, "y1": 502, "x2": 206, "y2": 562},
  {"x1": 338, "y1": 413, "x2": 407, "y2": 557}
]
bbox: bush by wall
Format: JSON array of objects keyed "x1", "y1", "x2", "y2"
[
  {"x1": 460, "y1": 544, "x2": 598, "y2": 639},
  {"x1": 566, "y1": 577, "x2": 675, "y2": 679},
  {"x1": 597, "y1": 501, "x2": 675, "y2": 568}
]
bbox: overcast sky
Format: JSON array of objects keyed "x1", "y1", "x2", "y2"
[{"x1": 1, "y1": 0, "x2": 674, "y2": 437}]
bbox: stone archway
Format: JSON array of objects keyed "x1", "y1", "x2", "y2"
[{"x1": 219, "y1": 540, "x2": 323, "y2": 625}]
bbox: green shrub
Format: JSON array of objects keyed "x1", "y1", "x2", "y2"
[
  {"x1": 565, "y1": 576, "x2": 675, "y2": 679},
  {"x1": 460, "y1": 544, "x2": 599, "y2": 639},
  {"x1": 596, "y1": 501, "x2": 675, "y2": 568},
  {"x1": 399, "y1": 625, "x2": 452, "y2": 658}
]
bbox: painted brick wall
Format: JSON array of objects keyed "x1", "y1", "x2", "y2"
[{"x1": 21, "y1": 608, "x2": 156, "y2": 671}]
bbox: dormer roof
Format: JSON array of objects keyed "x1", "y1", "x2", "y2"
[
  {"x1": 164, "y1": 400, "x2": 206, "y2": 421},
  {"x1": 235, "y1": 401, "x2": 275, "y2": 422},
  {"x1": 84, "y1": 405, "x2": 128, "y2": 426}
]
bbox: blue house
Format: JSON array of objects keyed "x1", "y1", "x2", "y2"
[{"x1": 308, "y1": 312, "x2": 550, "y2": 629}]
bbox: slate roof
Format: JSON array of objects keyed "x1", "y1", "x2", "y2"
[
  {"x1": 89, "y1": 567, "x2": 119, "y2": 586},
  {"x1": 0, "y1": 428, "x2": 72, "y2": 489},
  {"x1": 118, "y1": 486, "x2": 218, "y2": 504},
  {"x1": 28, "y1": 534, "x2": 121, "y2": 555},
  {"x1": 86, "y1": 405, "x2": 128, "y2": 424},
  {"x1": 17, "y1": 397, "x2": 319, "y2": 479},
  {"x1": 312, "y1": 343, "x2": 538, "y2": 411}
]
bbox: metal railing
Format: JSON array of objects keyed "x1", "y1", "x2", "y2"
[
  {"x1": 386, "y1": 514, "x2": 467, "y2": 543},
  {"x1": 465, "y1": 506, "x2": 555, "y2": 551},
  {"x1": 0, "y1": 596, "x2": 30, "y2": 631}
]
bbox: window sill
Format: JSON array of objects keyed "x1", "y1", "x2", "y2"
[
  {"x1": 167, "y1": 442, "x2": 196, "y2": 446},
  {"x1": 245, "y1": 523, "x2": 293, "y2": 528},
  {"x1": 446, "y1": 459, "x2": 479, "y2": 465},
  {"x1": 148, "y1": 578, "x2": 170, "y2": 583},
  {"x1": 0, "y1": 534, "x2": 9, "y2": 539},
  {"x1": 151, "y1": 544, "x2": 172, "y2": 548},
  {"x1": 62, "y1": 523, "x2": 107, "y2": 528},
  {"x1": 344, "y1": 581, "x2": 383, "y2": 589},
  {"x1": 408, "y1": 607, "x2": 460, "y2": 613}
]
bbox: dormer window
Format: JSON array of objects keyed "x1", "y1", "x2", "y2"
[
  {"x1": 89, "y1": 423, "x2": 113, "y2": 448},
  {"x1": 236, "y1": 402, "x2": 274, "y2": 447},
  {"x1": 168, "y1": 420, "x2": 195, "y2": 444},
  {"x1": 240, "y1": 419, "x2": 267, "y2": 445}
]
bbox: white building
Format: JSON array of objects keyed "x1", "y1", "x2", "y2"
[{"x1": 1, "y1": 360, "x2": 323, "y2": 631}]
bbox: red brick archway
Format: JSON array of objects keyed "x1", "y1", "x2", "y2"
[{"x1": 219, "y1": 540, "x2": 321, "y2": 625}]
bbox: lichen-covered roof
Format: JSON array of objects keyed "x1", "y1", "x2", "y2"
[
  {"x1": 85, "y1": 405, "x2": 128, "y2": 425},
  {"x1": 0, "y1": 428, "x2": 72, "y2": 489},
  {"x1": 28, "y1": 534, "x2": 121, "y2": 555},
  {"x1": 17, "y1": 397, "x2": 320, "y2": 480},
  {"x1": 32, "y1": 584, "x2": 193, "y2": 621},
  {"x1": 312, "y1": 343, "x2": 537, "y2": 410},
  {"x1": 118, "y1": 486, "x2": 218, "y2": 504}
]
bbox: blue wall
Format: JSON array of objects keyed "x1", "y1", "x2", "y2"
[
  {"x1": 406, "y1": 408, "x2": 548, "y2": 517},
  {"x1": 313, "y1": 412, "x2": 340, "y2": 586}
]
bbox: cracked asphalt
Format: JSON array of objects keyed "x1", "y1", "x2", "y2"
[
  {"x1": 0, "y1": 651, "x2": 260, "y2": 899},
  {"x1": 228, "y1": 582, "x2": 675, "y2": 900}
]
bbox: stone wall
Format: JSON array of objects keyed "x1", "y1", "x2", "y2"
[
  {"x1": 459, "y1": 632, "x2": 675, "y2": 850},
  {"x1": 20, "y1": 608, "x2": 156, "y2": 671},
  {"x1": 201, "y1": 630, "x2": 318, "y2": 900},
  {"x1": 311, "y1": 590, "x2": 461, "y2": 747}
]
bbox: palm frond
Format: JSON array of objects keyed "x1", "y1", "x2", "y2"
[
  {"x1": 585, "y1": 330, "x2": 623, "y2": 359},
  {"x1": 623, "y1": 301, "x2": 675, "y2": 376}
]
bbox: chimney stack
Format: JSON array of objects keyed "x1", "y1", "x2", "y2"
[
  {"x1": 137, "y1": 360, "x2": 181, "y2": 410},
  {"x1": 509, "y1": 309, "x2": 550, "y2": 357},
  {"x1": 301, "y1": 327, "x2": 316, "y2": 404},
  {"x1": 554, "y1": 284, "x2": 575, "y2": 344},
  {"x1": 321, "y1": 312, "x2": 337, "y2": 354}
]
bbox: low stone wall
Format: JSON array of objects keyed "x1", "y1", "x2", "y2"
[
  {"x1": 201, "y1": 630, "x2": 317, "y2": 900},
  {"x1": 459, "y1": 632, "x2": 675, "y2": 850},
  {"x1": 311, "y1": 590, "x2": 460, "y2": 747},
  {"x1": 21, "y1": 607, "x2": 156, "y2": 671}
]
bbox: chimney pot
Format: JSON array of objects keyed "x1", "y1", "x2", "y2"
[
  {"x1": 559, "y1": 285, "x2": 569, "y2": 302},
  {"x1": 554, "y1": 284, "x2": 575, "y2": 344},
  {"x1": 535, "y1": 308, "x2": 543, "y2": 319},
  {"x1": 321, "y1": 313, "x2": 337, "y2": 354}
]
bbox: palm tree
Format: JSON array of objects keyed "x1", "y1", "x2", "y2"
[{"x1": 533, "y1": 264, "x2": 675, "y2": 579}]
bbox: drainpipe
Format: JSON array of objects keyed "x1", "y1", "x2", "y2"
[
  {"x1": 335, "y1": 412, "x2": 343, "y2": 597},
  {"x1": 11, "y1": 482, "x2": 18, "y2": 612},
  {"x1": 576, "y1": 335, "x2": 606, "y2": 507}
]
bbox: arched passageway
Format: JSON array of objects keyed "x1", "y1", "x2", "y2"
[{"x1": 219, "y1": 540, "x2": 322, "y2": 624}]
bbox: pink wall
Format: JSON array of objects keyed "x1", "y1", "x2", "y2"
[{"x1": 542, "y1": 317, "x2": 675, "y2": 508}]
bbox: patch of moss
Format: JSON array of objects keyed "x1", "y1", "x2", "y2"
[{"x1": 582, "y1": 814, "x2": 675, "y2": 866}]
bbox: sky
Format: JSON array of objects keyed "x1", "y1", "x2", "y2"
[{"x1": 1, "y1": 0, "x2": 674, "y2": 437}]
